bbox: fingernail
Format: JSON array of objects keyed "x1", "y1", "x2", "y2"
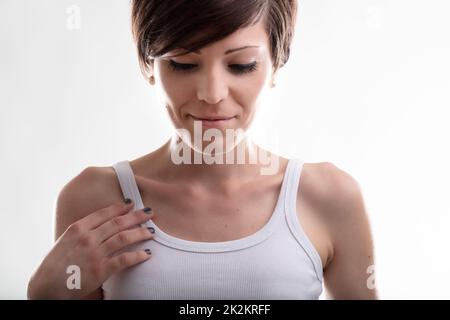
[
  {"x1": 145, "y1": 249, "x2": 152, "y2": 255},
  {"x1": 123, "y1": 198, "x2": 132, "y2": 204},
  {"x1": 143, "y1": 207, "x2": 152, "y2": 214},
  {"x1": 147, "y1": 227, "x2": 155, "y2": 234}
]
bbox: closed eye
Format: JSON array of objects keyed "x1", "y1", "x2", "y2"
[
  {"x1": 229, "y1": 62, "x2": 258, "y2": 74},
  {"x1": 168, "y1": 60, "x2": 258, "y2": 75},
  {"x1": 168, "y1": 60, "x2": 196, "y2": 72}
]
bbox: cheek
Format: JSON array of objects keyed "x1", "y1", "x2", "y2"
[
  {"x1": 155, "y1": 63, "x2": 192, "y2": 111},
  {"x1": 158, "y1": 72, "x2": 188, "y2": 105},
  {"x1": 233, "y1": 67, "x2": 270, "y2": 110}
]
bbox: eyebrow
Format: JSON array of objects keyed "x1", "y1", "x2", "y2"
[{"x1": 169, "y1": 45, "x2": 260, "y2": 57}]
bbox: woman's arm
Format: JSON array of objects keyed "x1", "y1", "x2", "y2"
[{"x1": 317, "y1": 163, "x2": 378, "y2": 299}]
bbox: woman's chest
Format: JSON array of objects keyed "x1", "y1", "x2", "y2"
[
  {"x1": 142, "y1": 191, "x2": 280, "y2": 242},
  {"x1": 136, "y1": 177, "x2": 283, "y2": 242}
]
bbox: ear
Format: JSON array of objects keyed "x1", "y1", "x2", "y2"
[
  {"x1": 146, "y1": 57, "x2": 155, "y2": 84},
  {"x1": 270, "y1": 67, "x2": 278, "y2": 88}
]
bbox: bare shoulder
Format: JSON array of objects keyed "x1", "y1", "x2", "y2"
[
  {"x1": 296, "y1": 162, "x2": 363, "y2": 267},
  {"x1": 55, "y1": 166, "x2": 121, "y2": 239},
  {"x1": 300, "y1": 162, "x2": 362, "y2": 211},
  {"x1": 300, "y1": 160, "x2": 370, "y2": 240}
]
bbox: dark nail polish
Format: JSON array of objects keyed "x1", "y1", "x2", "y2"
[
  {"x1": 123, "y1": 198, "x2": 132, "y2": 204},
  {"x1": 143, "y1": 207, "x2": 152, "y2": 213},
  {"x1": 147, "y1": 227, "x2": 155, "y2": 234},
  {"x1": 145, "y1": 249, "x2": 152, "y2": 255}
]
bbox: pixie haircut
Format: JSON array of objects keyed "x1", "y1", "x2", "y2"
[{"x1": 131, "y1": 0, "x2": 298, "y2": 79}]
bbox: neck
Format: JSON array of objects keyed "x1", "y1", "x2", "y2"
[{"x1": 149, "y1": 134, "x2": 279, "y2": 187}]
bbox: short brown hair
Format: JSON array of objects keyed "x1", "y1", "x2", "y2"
[{"x1": 131, "y1": 0, "x2": 298, "y2": 79}]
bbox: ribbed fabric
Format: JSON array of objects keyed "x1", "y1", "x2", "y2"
[{"x1": 101, "y1": 159, "x2": 323, "y2": 299}]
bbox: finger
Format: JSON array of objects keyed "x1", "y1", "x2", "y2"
[
  {"x1": 100, "y1": 226, "x2": 154, "y2": 256},
  {"x1": 79, "y1": 199, "x2": 135, "y2": 230},
  {"x1": 105, "y1": 249, "x2": 152, "y2": 276},
  {"x1": 93, "y1": 207, "x2": 155, "y2": 243}
]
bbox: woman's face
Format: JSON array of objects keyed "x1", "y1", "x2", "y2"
[{"x1": 150, "y1": 18, "x2": 275, "y2": 140}]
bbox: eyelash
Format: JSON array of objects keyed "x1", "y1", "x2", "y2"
[{"x1": 168, "y1": 60, "x2": 258, "y2": 75}]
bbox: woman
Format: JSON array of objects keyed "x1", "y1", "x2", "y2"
[{"x1": 27, "y1": 0, "x2": 378, "y2": 299}]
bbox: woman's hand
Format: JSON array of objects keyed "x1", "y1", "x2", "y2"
[{"x1": 27, "y1": 199, "x2": 155, "y2": 299}]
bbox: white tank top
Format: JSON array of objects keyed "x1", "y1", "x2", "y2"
[{"x1": 102, "y1": 158, "x2": 324, "y2": 299}]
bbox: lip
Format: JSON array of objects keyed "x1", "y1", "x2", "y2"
[
  {"x1": 190, "y1": 115, "x2": 235, "y2": 121},
  {"x1": 189, "y1": 114, "x2": 236, "y2": 128}
]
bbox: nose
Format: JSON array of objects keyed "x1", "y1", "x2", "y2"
[{"x1": 196, "y1": 66, "x2": 229, "y2": 105}]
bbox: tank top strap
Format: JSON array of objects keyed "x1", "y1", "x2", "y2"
[
  {"x1": 284, "y1": 158, "x2": 324, "y2": 282},
  {"x1": 284, "y1": 158, "x2": 304, "y2": 217},
  {"x1": 112, "y1": 161, "x2": 145, "y2": 210}
]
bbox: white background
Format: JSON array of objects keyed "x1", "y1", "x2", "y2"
[{"x1": 1, "y1": 0, "x2": 449, "y2": 299}]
